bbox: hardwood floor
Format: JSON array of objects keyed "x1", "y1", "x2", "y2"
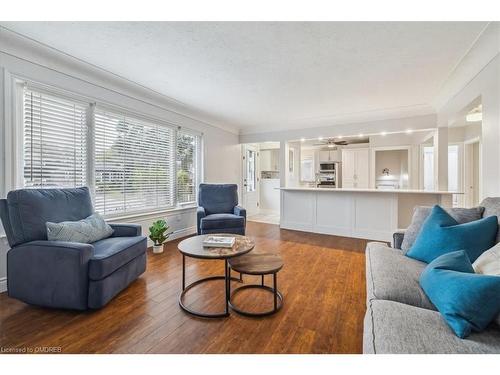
[{"x1": 0, "y1": 222, "x2": 370, "y2": 354}]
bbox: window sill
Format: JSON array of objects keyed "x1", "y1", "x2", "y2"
[{"x1": 104, "y1": 204, "x2": 197, "y2": 223}]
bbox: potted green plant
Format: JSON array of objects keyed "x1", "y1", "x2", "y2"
[{"x1": 149, "y1": 219, "x2": 172, "y2": 254}]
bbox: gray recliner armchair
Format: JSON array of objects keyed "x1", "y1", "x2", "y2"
[{"x1": 0, "y1": 187, "x2": 147, "y2": 310}]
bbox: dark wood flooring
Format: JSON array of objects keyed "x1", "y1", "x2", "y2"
[{"x1": 0, "y1": 222, "x2": 370, "y2": 354}]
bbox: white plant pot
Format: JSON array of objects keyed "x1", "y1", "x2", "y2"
[{"x1": 153, "y1": 244, "x2": 164, "y2": 254}]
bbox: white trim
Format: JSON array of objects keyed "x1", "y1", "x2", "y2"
[
  {"x1": 0, "y1": 277, "x2": 6, "y2": 293},
  {"x1": 105, "y1": 205, "x2": 196, "y2": 222},
  {"x1": 167, "y1": 226, "x2": 196, "y2": 242}
]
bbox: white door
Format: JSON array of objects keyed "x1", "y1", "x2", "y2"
[
  {"x1": 242, "y1": 145, "x2": 259, "y2": 215},
  {"x1": 464, "y1": 141, "x2": 480, "y2": 207},
  {"x1": 421, "y1": 146, "x2": 435, "y2": 191}
]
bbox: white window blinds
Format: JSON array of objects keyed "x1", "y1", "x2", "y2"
[
  {"x1": 94, "y1": 109, "x2": 176, "y2": 216},
  {"x1": 23, "y1": 88, "x2": 87, "y2": 188},
  {"x1": 177, "y1": 131, "x2": 199, "y2": 204}
]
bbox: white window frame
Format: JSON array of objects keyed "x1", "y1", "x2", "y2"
[{"x1": 10, "y1": 77, "x2": 204, "y2": 219}]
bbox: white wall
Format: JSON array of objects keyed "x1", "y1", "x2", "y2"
[
  {"x1": 435, "y1": 22, "x2": 500, "y2": 199},
  {"x1": 240, "y1": 114, "x2": 437, "y2": 144},
  {"x1": 0, "y1": 29, "x2": 241, "y2": 292}
]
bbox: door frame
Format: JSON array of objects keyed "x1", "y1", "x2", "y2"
[{"x1": 241, "y1": 144, "x2": 260, "y2": 215}]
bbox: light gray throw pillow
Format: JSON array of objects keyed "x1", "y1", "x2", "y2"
[
  {"x1": 400, "y1": 206, "x2": 485, "y2": 253},
  {"x1": 46, "y1": 213, "x2": 114, "y2": 244}
]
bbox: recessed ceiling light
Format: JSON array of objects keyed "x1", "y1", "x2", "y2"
[
  {"x1": 466, "y1": 105, "x2": 482, "y2": 123},
  {"x1": 466, "y1": 112, "x2": 482, "y2": 122}
]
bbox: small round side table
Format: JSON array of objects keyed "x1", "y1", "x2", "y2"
[
  {"x1": 177, "y1": 234, "x2": 254, "y2": 318},
  {"x1": 228, "y1": 251, "x2": 284, "y2": 317}
]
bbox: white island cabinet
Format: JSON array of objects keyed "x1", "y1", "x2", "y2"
[{"x1": 280, "y1": 187, "x2": 455, "y2": 242}]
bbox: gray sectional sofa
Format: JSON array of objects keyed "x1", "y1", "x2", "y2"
[{"x1": 363, "y1": 198, "x2": 500, "y2": 354}]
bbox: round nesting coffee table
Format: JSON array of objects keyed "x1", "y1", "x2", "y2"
[
  {"x1": 228, "y1": 252, "x2": 284, "y2": 317},
  {"x1": 177, "y1": 234, "x2": 255, "y2": 318}
]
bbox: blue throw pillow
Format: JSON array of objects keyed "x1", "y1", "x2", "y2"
[
  {"x1": 406, "y1": 205, "x2": 497, "y2": 263},
  {"x1": 420, "y1": 250, "x2": 500, "y2": 338}
]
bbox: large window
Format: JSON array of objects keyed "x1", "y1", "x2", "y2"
[
  {"x1": 22, "y1": 86, "x2": 201, "y2": 216},
  {"x1": 23, "y1": 89, "x2": 87, "y2": 188},
  {"x1": 94, "y1": 109, "x2": 176, "y2": 215}
]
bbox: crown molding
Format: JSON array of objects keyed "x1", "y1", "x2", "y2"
[{"x1": 0, "y1": 26, "x2": 240, "y2": 135}]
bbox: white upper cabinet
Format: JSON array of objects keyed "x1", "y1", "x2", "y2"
[
  {"x1": 319, "y1": 148, "x2": 341, "y2": 162},
  {"x1": 342, "y1": 148, "x2": 369, "y2": 188},
  {"x1": 260, "y1": 149, "x2": 279, "y2": 171}
]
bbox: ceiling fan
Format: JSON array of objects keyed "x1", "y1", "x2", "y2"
[{"x1": 313, "y1": 137, "x2": 368, "y2": 147}]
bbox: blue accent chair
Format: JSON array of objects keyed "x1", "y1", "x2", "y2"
[
  {"x1": 197, "y1": 184, "x2": 246, "y2": 235},
  {"x1": 0, "y1": 187, "x2": 147, "y2": 310}
]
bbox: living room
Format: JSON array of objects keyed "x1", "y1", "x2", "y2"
[{"x1": 1, "y1": 1, "x2": 500, "y2": 373}]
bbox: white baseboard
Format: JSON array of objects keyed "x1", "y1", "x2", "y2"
[
  {"x1": 0, "y1": 277, "x2": 7, "y2": 293},
  {"x1": 169, "y1": 226, "x2": 197, "y2": 241},
  {"x1": 147, "y1": 226, "x2": 196, "y2": 247}
]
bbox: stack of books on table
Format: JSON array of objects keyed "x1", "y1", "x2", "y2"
[{"x1": 202, "y1": 236, "x2": 236, "y2": 248}]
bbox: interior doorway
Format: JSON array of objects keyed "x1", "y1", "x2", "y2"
[
  {"x1": 464, "y1": 140, "x2": 481, "y2": 207},
  {"x1": 241, "y1": 142, "x2": 281, "y2": 224}
]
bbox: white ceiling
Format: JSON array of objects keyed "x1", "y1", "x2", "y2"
[{"x1": 1, "y1": 22, "x2": 488, "y2": 134}]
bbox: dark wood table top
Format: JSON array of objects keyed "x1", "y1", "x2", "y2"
[
  {"x1": 178, "y1": 234, "x2": 255, "y2": 259},
  {"x1": 228, "y1": 251, "x2": 284, "y2": 275}
]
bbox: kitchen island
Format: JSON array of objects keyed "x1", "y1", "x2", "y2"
[{"x1": 280, "y1": 187, "x2": 457, "y2": 242}]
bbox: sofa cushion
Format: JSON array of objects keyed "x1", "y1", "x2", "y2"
[
  {"x1": 420, "y1": 250, "x2": 500, "y2": 338},
  {"x1": 364, "y1": 299, "x2": 500, "y2": 354},
  {"x1": 198, "y1": 184, "x2": 238, "y2": 215},
  {"x1": 481, "y1": 197, "x2": 500, "y2": 243},
  {"x1": 5, "y1": 187, "x2": 94, "y2": 247},
  {"x1": 365, "y1": 242, "x2": 434, "y2": 310},
  {"x1": 406, "y1": 205, "x2": 497, "y2": 263},
  {"x1": 200, "y1": 213, "x2": 245, "y2": 230},
  {"x1": 401, "y1": 205, "x2": 484, "y2": 252},
  {"x1": 89, "y1": 236, "x2": 147, "y2": 280}
]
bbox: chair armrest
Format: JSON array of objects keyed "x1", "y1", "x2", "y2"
[
  {"x1": 393, "y1": 231, "x2": 405, "y2": 249},
  {"x1": 7, "y1": 241, "x2": 93, "y2": 310},
  {"x1": 109, "y1": 223, "x2": 142, "y2": 237},
  {"x1": 197, "y1": 207, "x2": 206, "y2": 235},
  {"x1": 234, "y1": 205, "x2": 246, "y2": 220}
]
